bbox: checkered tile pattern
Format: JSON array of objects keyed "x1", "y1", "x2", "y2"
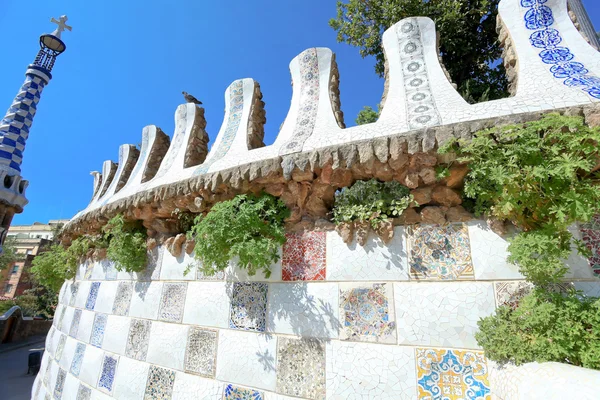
[{"x1": 0, "y1": 74, "x2": 46, "y2": 172}]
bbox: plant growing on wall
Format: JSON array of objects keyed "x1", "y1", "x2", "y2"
[
  {"x1": 475, "y1": 288, "x2": 600, "y2": 369},
  {"x1": 31, "y1": 244, "x2": 75, "y2": 293},
  {"x1": 440, "y1": 113, "x2": 600, "y2": 285},
  {"x1": 188, "y1": 193, "x2": 289, "y2": 278},
  {"x1": 440, "y1": 113, "x2": 600, "y2": 369},
  {"x1": 103, "y1": 214, "x2": 148, "y2": 273},
  {"x1": 332, "y1": 179, "x2": 413, "y2": 229}
]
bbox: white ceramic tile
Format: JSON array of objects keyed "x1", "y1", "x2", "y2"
[
  {"x1": 216, "y1": 329, "x2": 277, "y2": 391},
  {"x1": 160, "y1": 250, "x2": 197, "y2": 280},
  {"x1": 93, "y1": 281, "x2": 118, "y2": 314},
  {"x1": 326, "y1": 227, "x2": 409, "y2": 281},
  {"x1": 326, "y1": 340, "x2": 417, "y2": 399},
  {"x1": 75, "y1": 281, "x2": 92, "y2": 309},
  {"x1": 62, "y1": 372, "x2": 80, "y2": 400},
  {"x1": 171, "y1": 371, "x2": 222, "y2": 400},
  {"x1": 146, "y1": 321, "x2": 188, "y2": 371},
  {"x1": 129, "y1": 281, "x2": 162, "y2": 320},
  {"x1": 78, "y1": 344, "x2": 103, "y2": 389},
  {"x1": 76, "y1": 310, "x2": 95, "y2": 343},
  {"x1": 182, "y1": 282, "x2": 230, "y2": 328},
  {"x1": 102, "y1": 315, "x2": 129, "y2": 355},
  {"x1": 58, "y1": 336, "x2": 77, "y2": 370},
  {"x1": 267, "y1": 282, "x2": 339, "y2": 339},
  {"x1": 394, "y1": 282, "x2": 495, "y2": 349},
  {"x1": 112, "y1": 356, "x2": 149, "y2": 400}
]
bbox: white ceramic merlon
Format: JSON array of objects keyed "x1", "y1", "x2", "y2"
[
  {"x1": 76, "y1": 0, "x2": 600, "y2": 218},
  {"x1": 96, "y1": 144, "x2": 137, "y2": 206},
  {"x1": 90, "y1": 160, "x2": 117, "y2": 205}
]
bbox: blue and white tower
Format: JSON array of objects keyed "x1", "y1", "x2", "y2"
[{"x1": 0, "y1": 15, "x2": 71, "y2": 248}]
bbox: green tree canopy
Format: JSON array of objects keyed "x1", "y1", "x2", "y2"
[
  {"x1": 356, "y1": 105, "x2": 380, "y2": 125},
  {"x1": 330, "y1": 0, "x2": 508, "y2": 102}
]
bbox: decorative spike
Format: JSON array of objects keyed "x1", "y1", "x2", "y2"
[
  {"x1": 95, "y1": 160, "x2": 117, "y2": 200},
  {"x1": 90, "y1": 171, "x2": 102, "y2": 202},
  {"x1": 97, "y1": 144, "x2": 139, "y2": 205}
]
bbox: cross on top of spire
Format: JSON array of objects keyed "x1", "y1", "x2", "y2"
[{"x1": 50, "y1": 15, "x2": 72, "y2": 39}]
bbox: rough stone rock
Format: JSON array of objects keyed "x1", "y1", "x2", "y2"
[
  {"x1": 354, "y1": 220, "x2": 370, "y2": 246},
  {"x1": 168, "y1": 233, "x2": 187, "y2": 257},
  {"x1": 330, "y1": 169, "x2": 353, "y2": 188},
  {"x1": 584, "y1": 104, "x2": 600, "y2": 128},
  {"x1": 420, "y1": 206, "x2": 447, "y2": 225},
  {"x1": 320, "y1": 164, "x2": 333, "y2": 184},
  {"x1": 292, "y1": 168, "x2": 314, "y2": 182},
  {"x1": 336, "y1": 222, "x2": 353, "y2": 244},
  {"x1": 431, "y1": 186, "x2": 462, "y2": 207},
  {"x1": 375, "y1": 219, "x2": 394, "y2": 243},
  {"x1": 314, "y1": 219, "x2": 335, "y2": 231},
  {"x1": 446, "y1": 206, "x2": 473, "y2": 222},
  {"x1": 389, "y1": 153, "x2": 409, "y2": 171},
  {"x1": 147, "y1": 237, "x2": 158, "y2": 251},
  {"x1": 419, "y1": 168, "x2": 437, "y2": 186},
  {"x1": 264, "y1": 184, "x2": 285, "y2": 197},
  {"x1": 487, "y1": 218, "x2": 508, "y2": 236},
  {"x1": 185, "y1": 239, "x2": 195, "y2": 255},
  {"x1": 398, "y1": 208, "x2": 420, "y2": 225},
  {"x1": 372, "y1": 161, "x2": 394, "y2": 181},
  {"x1": 164, "y1": 236, "x2": 175, "y2": 253},
  {"x1": 410, "y1": 153, "x2": 437, "y2": 168},
  {"x1": 411, "y1": 187, "x2": 432, "y2": 207},
  {"x1": 403, "y1": 172, "x2": 420, "y2": 189},
  {"x1": 445, "y1": 164, "x2": 469, "y2": 188}
]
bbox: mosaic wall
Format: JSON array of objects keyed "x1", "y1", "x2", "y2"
[{"x1": 33, "y1": 221, "x2": 600, "y2": 400}]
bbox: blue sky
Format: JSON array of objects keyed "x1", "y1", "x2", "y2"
[{"x1": 0, "y1": 0, "x2": 598, "y2": 225}]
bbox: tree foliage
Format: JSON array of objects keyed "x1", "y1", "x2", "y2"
[
  {"x1": 440, "y1": 113, "x2": 600, "y2": 285},
  {"x1": 0, "y1": 236, "x2": 18, "y2": 272},
  {"x1": 330, "y1": 0, "x2": 508, "y2": 102},
  {"x1": 31, "y1": 244, "x2": 75, "y2": 293},
  {"x1": 356, "y1": 105, "x2": 380, "y2": 125},
  {"x1": 103, "y1": 215, "x2": 147, "y2": 273},
  {"x1": 476, "y1": 288, "x2": 600, "y2": 369},
  {"x1": 188, "y1": 194, "x2": 289, "y2": 278},
  {"x1": 332, "y1": 179, "x2": 413, "y2": 228}
]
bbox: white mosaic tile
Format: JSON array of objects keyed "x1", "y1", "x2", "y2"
[
  {"x1": 74, "y1": 281, "x2": 92, "y2": 309},
  {"x1": 171, "y1": 372, "x2": 222, "y2": 400},
  {"x1": 93, "y1": 281, "x2": 118, "y2": 314},
  {"x1": 102, "y1": 315, "x2": 129, "y2": 355},
  {"x1": 216, "y1": 329, "x2": 277, "y2": 391},
  {"x1": 76, "y1": 310, "x2": 95, "y2": 343},
  {"x1": 326, "y1": 227, "x2": 409, "y2": 281},
  {"x1": 184, "y1": 327, "x2": 217, "y2": 377},
  {"x1": 78, "y1": 344, "x2": 103, "y2": 389},
  {"x1": 229, "y1": 282, "x2": 268, "y2": 332},
  {"x1": 160, "y1": 250, "x2": 196, "y2": 280},
  {"x1": 394, "y1": 282, "x2": 495, "y2": 349},
  {"x1": 224, "y1": 254, "x2": 283, "y2": 282},
  {"x1": 146, "y1": 321, "x2": 188, "y2": 371},
  {"x1": 182, "y1": 282, "x2": 230, "y2": 328},
  {"x1": 129, "y1": 281, "x2": 162, "y2": 320},
  {"x1": 467, "y1": 221, "x2": 523, "y2": 280},
  {"x1": 59, "y1": 336, "x2": 77, "y2": 370},
  {"x1": 144, "y1": 365, "x2": 176, "y2": 399},
  {"x1": 61, "y1": 372, "x2": 80, "y2": 400},
  {"x1": 267, "y1": 282, "x2": 340, "y2": 339},
  {"x1": 326, "y1": 340, "x2": 417, "y2": 399},
  {"x1": 112, "y1": 355, "x2": 149, "y2": 400},
  {"x1": 158, "y1": 282, "x2": 187, "y2": 323}
]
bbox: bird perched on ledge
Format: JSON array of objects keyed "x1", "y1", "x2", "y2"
[{"x1": 182, "y1": 91, "x2": 202, "y2": 105}]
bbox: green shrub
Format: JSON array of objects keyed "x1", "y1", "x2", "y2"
[
  {"x1": 103, "y1": 215, "x2": 147, "y2": 273},
  {"x1": 332, "y1": 179, "x2": 413, "y2": 228},
  {"x1": 440, "y1": 113, "x2": 600, "y2": 285},
  {"x1": 188, "y1": 193, "x2": 289, "y2": 277},
  {"x1": 0, "y1": 236, "x2": 18, "y2": 271},
  {"x1": 31, "y1": 244, "x2": 75, "y2": 293},
  {"x1": 476, "y1": 288, "x2": 600, "y2": 369}
]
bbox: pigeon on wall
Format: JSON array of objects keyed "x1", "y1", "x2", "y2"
[{"x1": 182, "y1": 91, "x2": 202, "y2": 105}]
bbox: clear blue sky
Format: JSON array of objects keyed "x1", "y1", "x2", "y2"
[{"x1": 0, "y1": 0, "x2": 598, "y2": 225}]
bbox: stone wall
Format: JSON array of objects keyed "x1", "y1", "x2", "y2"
[{"x1": 0, "y1": 307, "x2": 52, "y2": 344}]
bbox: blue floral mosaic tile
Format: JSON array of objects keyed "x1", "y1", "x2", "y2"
[
  {"x1": 90, "y1": 313, "x2": 107, "y2": 348},
  {"x1": 69, "y1": 309, "x2": 82, "y2": 337},
  {"x1": 408, "y1": 224, "x2": 473, "y2": 280},
  {"x1": 53, "y1": 368, "x2": 66, "y2": 400},
  {"x1": 339, "y1": 283, "x2": 396, "y2": 343},
  {"x1": 521, "y1": 0, "x2": 600, "y2": 99},
  {"x1": 229, "y1": 282, "x2": 268, "y2": 332},
  {"x1": 97, "y1": 354, "x2": 118, "y2": 394},
  {"x1": 76, "y1": 384, "x2": 91, "y2": 400},
  {"x1": 223, "y1": 384, "x2": 263, "y2": 400},
  {"x1": 70, "y1": 342, "x2": 86, "y2": 377},
  {"x1": 85, "y1": 282, "x2": 100, "y2": 310},
  {"x1": 144, "y1": 365, "x2": 175, "y2": 400},
  {"x1": 158, "y1": 282, "x2": 187, "y2": 323},
  {"x1": 416, "y1": 348, "x2": 491, "y2": 399}
]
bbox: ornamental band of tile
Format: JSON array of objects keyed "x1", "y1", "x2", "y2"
[
  {"x1": 69, "y1": 309, "x2": 82, "y2": 338},
  {"x1": 53, "y1": 368, "x2": 66, "y2": 400},
  {"x1": 70, "y1": 343, "x2": 86, "y2": 377},
  {"x1": 126, "y1": 319, "x2": 152, "y2": 361},
  {"x1": 276, "y1": 337, "x2": 326, "y2": 399},
  {"x1": 339, "y1": 283, "x2": 396, "y2": 343},
  {"x1": 76, "y1": 384, "x2": 91, "y2": 400},
  {"x1": 69, "y1": 283, "x2": 79, "y2": 306},
  {"x1": 184, "y1": 327, "x2": 218, "y2": 377},
  {"x1": 223, "y1": 384, "x2": 264, "y2": 400},
  {"x1": 282, "y1": 231, "x2": 326, "y2": 281},
  {"x1": 85, "y1": 282, "x2": 100, "y2": 310},
  {"x1": 112, "y1": 281, "x2": 134, "y2": 316},
  {"x1": 90, "y1": 313, "x2": 107, "y2": 347},
  {"x1": 144, "y1": 365, "x2": 175, "y2": 400},
  {"x1": 416, "y1": 348, "x2": 491, "y2": 400},
  {"x1": 408, "y1": 224, "x2": 474, "y2": 280},
  {"x1": 98, "y1": 354, "x2": 118, "y2": 394},
  {"x1": 158, "y1": 282, "x2": 187, "y2": 323},
  {"x1": 229, "y1": 282, "x2": 268, "y2": 332}
]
